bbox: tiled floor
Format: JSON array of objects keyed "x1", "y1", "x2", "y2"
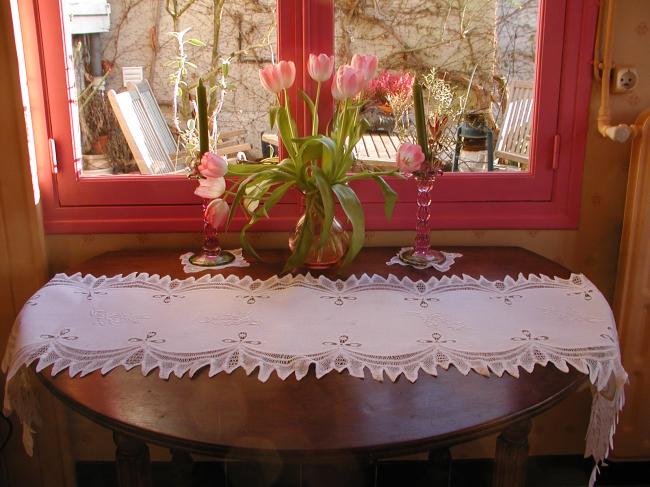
[{"x1": 77, "y1": 456, "x2": 650, "y2": 486}]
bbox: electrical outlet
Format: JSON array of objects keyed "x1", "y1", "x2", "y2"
[{"x1": 611, "y1": 66, "x2": 638, "y2": 93}]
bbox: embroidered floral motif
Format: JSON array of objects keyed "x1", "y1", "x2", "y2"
[
  {"x1": 128, "y1": 331, "x2": 165, "y2": 344},
  {"x1": 404, "y1": 296, "x2": 440, "y2": 308},
  {"x1": 567, "y1": 289, "x2": 594, "y2": 301},
  {"x1": 236, "y1": 294, "x2": 270, "y2": 305},
  {"x1": 538, "y1": 306, "x2": 606, "y2": 325},
  {"x1": 91, "y1": 308, "x2": 150, "y2": 327},
  {"x1": 201, "y1": 312, "x2": 261, "y2": 328},
  {"x1": 152, "y1": 294, "x2": 185, "y2": 304},
  {"x1": 407, "y1": 311, "x2": 465, "y2": 331},
  {"x1": 418, "y1": 332, "x2": 456, "y2": 344},
  {"x1": 222, "y1": 331, "x2": 262, "y2": 345},
  {"x1": 322, "y1": 335, "x2": 361, "y2": 347},
  {"x1": 511, "y1": 329, "x2": 548, "y2": 342},
  {"x1": 320, "y1": 295, "x2": 357, "y2": 306},
  {"x1": 74, "y1": 289, "x2": 108, "y2": 301},
  {"x1": 40, "y1": 329, "x2": 78, "y2": 341},
  {"x1": 491, "y1": 294, "x2": 523, "y2": 305}
]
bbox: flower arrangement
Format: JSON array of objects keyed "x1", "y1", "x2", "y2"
[
  {"x1": 226, "y1": 53, "x2": 397, "y2": 270},
  {"x1": 395, "y1": 71, "x2": 462, "y2": 176},
  {"x1": 393, "y1": 73, "x2": 463, "y2": 268},
  {"x1": 186, "y1": 79, "x2": 234, "y2": 267},
  {"x1": 364, "y1": 70, "x2": 415, "y2": 109}
]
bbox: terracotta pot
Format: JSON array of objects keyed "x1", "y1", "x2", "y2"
[{"x1": 91, "y1": 135, "x2": 110, "y2": 155}]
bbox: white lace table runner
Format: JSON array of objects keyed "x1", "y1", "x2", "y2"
[{"x1": 1, "y1": 272, "x2": 626, "y2": 486}]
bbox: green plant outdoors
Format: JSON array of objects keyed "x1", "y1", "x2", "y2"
[{"x1": 226, "y1": 87, "x2": 399, "y2": 271}]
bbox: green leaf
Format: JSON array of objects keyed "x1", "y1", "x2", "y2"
[
  {"x1": 187, "y1": 38, "x2": 206, "y2": 47},
  {"x1": 261, "y1": 181, "x2": 294, "y2": 216},
  {"x1": 226, "y1": 163, "x2": 272, "y2": 176},
  {"x1": 372, "y1": 175, "x2": 398, "y2": 219},
  {"x1": 283, "y1": 215, "x2": 314, "y2": 273},
  {"x1": 316, "y1": 136, "x2": 336, "y2": 178},
  {"x1": 240, "y1": 217, "x2": 262, "y2": 261},
  {"x1": 312, "y1": 167, "x2": 334, "y2": 247},
  {"x1": 297, "y1": 140, "x2": 323, "y2": 163},
  {"x1": 299, "y1": 90, "x2": 316, "y2": 118},
  {"x1": 276, "y1": 107, "x2": 297, "y2": 160},
  {"x1": 332, "y1": 184, "x2": 365, "y2": 267},
  {"x1": 269, "y1": 106, "x2": 279, "y2": 129}
]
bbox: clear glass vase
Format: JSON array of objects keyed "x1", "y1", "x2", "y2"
[
  {"x1": 289, "y1": 194, "x2": 350, "y2": 269},
  {"x1": 189, "y1": 199, "x2": 235, "y2": 267},
  {"x1": 400, "y1": 170, "x2": 445, "y2": 267}
]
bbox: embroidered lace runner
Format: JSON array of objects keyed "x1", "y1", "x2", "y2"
[{"x1": 2, "y1": 272, "x2": 626, "y2": 486}]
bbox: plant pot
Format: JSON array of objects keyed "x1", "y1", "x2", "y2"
[
  {"x1": 459, "y1": 122, "x2": 490, "y2": 152},
  {"x1": 91, "y1": 134, "x2": 110, "y2": 155}
]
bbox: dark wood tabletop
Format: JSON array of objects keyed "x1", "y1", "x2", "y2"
[{"x1": 38, "y1": 247, "x2": 585, "y2": 466}]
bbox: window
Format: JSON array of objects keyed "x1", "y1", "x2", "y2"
[{"x1": 19, "y1": 0, "x2": 597, "y2": 233}]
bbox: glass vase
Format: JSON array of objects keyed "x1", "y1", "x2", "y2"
[
  {"x1": 289, "y1": 194, "x2": 349, "y2": 269},
  {"x1": 400, "y1": 170, "x2": 445, "y2": 267},
  {"x1": 189, "y1": 199, "x2": 235, "y2": 267}
]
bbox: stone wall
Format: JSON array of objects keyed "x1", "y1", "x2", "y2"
[
  {"x1": 97, "y1": 0, "x2": 277, "y2": 156},
  {"x1": 336, "y1": 0, "x2": 497, "y2": 77},
  {"x1": 84, "y1": 0, "x2": 535, "y2": 157},
  {"x1": 495, "y1": 0, "x2": 538, "y2": 82}
]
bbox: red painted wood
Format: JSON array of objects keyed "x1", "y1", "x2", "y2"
[{"x1": 27, "y1": 0, "x2": 597, "y2": 233}]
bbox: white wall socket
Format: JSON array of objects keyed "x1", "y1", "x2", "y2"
[{"x1": 611, "y1": 66, "x2": 638, "y2": 93}]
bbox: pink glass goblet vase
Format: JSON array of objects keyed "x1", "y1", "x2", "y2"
[
  {"x1": 400, "y1": 170, "x2": 445, "y2": 267},
  {"x1": 189, "y1": 199, "x2": 235, "y2": 267}
]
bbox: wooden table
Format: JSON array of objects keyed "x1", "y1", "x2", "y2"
[{"x1": 38, "y1": 247, "x2": 585, "y2": 487}]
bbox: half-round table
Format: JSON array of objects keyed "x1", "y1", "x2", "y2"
[{"x1": 38, "y1": 247, "x2": 585, "y2": 487}]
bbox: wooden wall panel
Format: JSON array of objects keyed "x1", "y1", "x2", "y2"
[
  {"x1": 0, "y1": 1, "x2": 74, "y2": 485},
  {"x1": 613, "y1": 110, "x2": 650, "y2": 458}
]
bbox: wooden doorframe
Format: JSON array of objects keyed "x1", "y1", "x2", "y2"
[
  {"x1": 613, "y1": 109, "x2": 650, "y2": 459},
  {"x1": 0, "y1": 1, "x2": 74, "y2": 485}
]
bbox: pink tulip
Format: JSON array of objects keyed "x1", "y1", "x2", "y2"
[
  {"x1": 334, "y1": 65, "x2": 364, "y2": 100},
  {"x1": 259, "y1": 65, "x2": 283, "y2": 94},
  {"x1": 351, "y1": 54, "x2": 378, "y2": 86},
  {"x1": 308, "y1": 53, "x2": 335, "y2": 82},
  {"x1": 274, "y1": 60, "x2": 296, "y2": 90},
  {"x1": 396, "y1": 143, "x2": 425, "y2": 173},
  {"x1": 205, "y1": 198, "x2": 229, "y2": 229},
  {"x1": 194, "y1": 176, "x2": 226, "y2": 199},
  {"x1": 198, "y1": 152, "x2": 228, "y2": 178},
  {"x1": 331, "y1": 80, "x2": 345, "y2": 101}
]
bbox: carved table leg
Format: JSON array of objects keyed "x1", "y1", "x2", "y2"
[
  {"x1": 170, "y1": 449, "x2": 193, "y2": 487},
  {"x1": 113, "y1": 432, "x2": 153, "y2": 487},
  {"x1": 426, "y1": 448, "x2": 452, "y2": 486},
  {"x1": 492, "y1": 419, "x2": 532, "y2": 487}
]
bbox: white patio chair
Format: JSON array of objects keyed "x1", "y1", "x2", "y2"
[{"x1": 495, "y1": 80, "x2": 534, "y2": 169}]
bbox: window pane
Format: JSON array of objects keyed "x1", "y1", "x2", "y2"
[
  {"x1": 63, "y1": 0, "x2": 276, "y2": 177},
  {"x1": 335, "y1": 0, "x2": 538, "y2": 173}
]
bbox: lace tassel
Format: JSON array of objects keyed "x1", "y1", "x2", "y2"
[
  {"x1": 585, "y1": 364, "x2": 627, "y2": 487},
  {"x1": 3, "y1": 366, "x2": 41, "y2": 456}
]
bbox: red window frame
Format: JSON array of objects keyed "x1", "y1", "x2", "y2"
[{"x1": 20, "y1": 0, "x2": 598, "y2": 233}]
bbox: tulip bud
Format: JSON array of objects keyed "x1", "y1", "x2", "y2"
[{"x1": 308, "y1": 53, "x2": 335, "y2": 82}]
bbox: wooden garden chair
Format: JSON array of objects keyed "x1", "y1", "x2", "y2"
[
  {"x1": 108, "y1": 80, "x2": 251, "y2": 175},
  {"x1": 494, "y1": 80, "x2": 534, "y2": 169}
]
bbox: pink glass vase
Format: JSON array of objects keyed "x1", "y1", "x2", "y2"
[
  {"x1": 188, "y1": 198, "x2": 235, "y2": 267},
  {"x1": 400, "y1": 170, "x2": 445, "y2": 267}
]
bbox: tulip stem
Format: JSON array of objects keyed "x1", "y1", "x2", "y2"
[{"x1": 312, "y1": 82, "x2": 321, "y2": 137}]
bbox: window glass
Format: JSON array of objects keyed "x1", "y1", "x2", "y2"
[
  {"x1": 335, "y1": 0, "x2": 538, "y2": 173},
  {"x1": 63, "y1": 0, "x2": 276, "y2": 177}
]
